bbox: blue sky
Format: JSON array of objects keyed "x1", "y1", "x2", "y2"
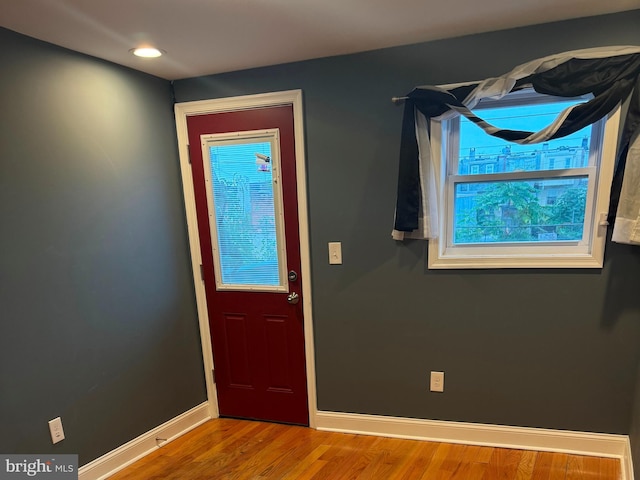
[
  {"x1": 459, "y1": 100, "x2": 591, "y2": 159},
  {"x1": 209, "y1": 141, "x2": 272, "y2": 183}
]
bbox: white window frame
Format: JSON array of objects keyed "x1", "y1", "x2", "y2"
[
  {"x1": 428, "y1": 89, "x2": 622, "y2": 269},
  {"x1": 201, "y1": 128, "x2": 289, "y2": 291}
]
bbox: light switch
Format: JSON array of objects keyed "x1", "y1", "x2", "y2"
[{"x1": 328, "y1": 242, "x2": 342, "y2": 264}]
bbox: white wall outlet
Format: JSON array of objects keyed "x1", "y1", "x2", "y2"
[
  {"x1": 430, "y1": 371, "x2": 444, "y2": 392},
  {"x1": 328, "y1": 242, "x2": 342, "y2": 265},
  {"x1": 48, "y1": 417, "x2": 65, "y2": 444}
]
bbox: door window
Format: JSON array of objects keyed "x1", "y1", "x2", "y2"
[{"x1": 201, "y1": 129, "x2": 288, "y2": 291}]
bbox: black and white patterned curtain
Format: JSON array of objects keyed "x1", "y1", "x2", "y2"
[{"x1": 393, "y1": 46, "x2": 640, "y2": 245}]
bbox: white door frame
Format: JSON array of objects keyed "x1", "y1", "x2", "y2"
[{"x1": 174, "y1": 90, "x2": 317, "y2": 427}]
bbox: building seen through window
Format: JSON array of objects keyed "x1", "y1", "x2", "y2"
[{"x1": 450, "y1": 99, "x2": 595, "y2": 244}]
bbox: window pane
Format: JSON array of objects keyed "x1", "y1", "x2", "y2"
[
  {"x1": 453, "y1": 177, "x2": 588, "y2": 244},
  {"x1": 458, "y1": 101, "x2": 592, "y2": 175},
  {"x1": 209, "y1": 141, "x2": 282, "y2": 286}
]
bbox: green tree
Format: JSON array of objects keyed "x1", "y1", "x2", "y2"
[
  {"x1": 456, "y1": 182, "x2": 548, "y2": 243},
  {"x1": 549, "y1": 186, "x2": 587, "y2": 240}
]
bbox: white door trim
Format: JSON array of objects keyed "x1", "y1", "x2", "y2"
[{"x1": 174, "y1": 90, "x2": 317, "y2": 427}]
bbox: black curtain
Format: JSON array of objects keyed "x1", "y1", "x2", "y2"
[{"x1": 394, "y1": 53, "x2": 640, "y2": 233}]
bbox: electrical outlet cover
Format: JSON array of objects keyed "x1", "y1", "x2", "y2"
[
  {"x1": 430, "y1": 371, "x2": 444, "y2": 392},
  {"x1": 48, "y1": 417, "x2": 65, "y2": 444}
]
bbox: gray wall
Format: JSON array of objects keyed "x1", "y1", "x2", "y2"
[
  {"x1": 630, "y1": 366, "x2": 640, "y2": 473},
  {"x1": 175, "y1": 11, "x2": 640, "y2": 435},
  {"x1": 0, "y1": 28, "x2": 206, "y2": 464}
]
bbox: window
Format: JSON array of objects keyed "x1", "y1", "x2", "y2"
[
  {"x1": 201, "y1": 129, "x2": 289, "y2": 291},
  {"x1": 428, "y1": 89, "x2": 621, "y2": 269}
]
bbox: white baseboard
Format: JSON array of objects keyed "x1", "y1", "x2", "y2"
[
  {"x1": 316, "y1": 411, "x2": 634, "y2": 480},
  {"x1": 79, "y1": 402, "x2": 211, "y2": 480},
  {"x1": 75, "y1": 406, "x2": 634, "y2": 480},
  {"x1": 624, "y1": 438, "x2": 636, "y2": 480}
]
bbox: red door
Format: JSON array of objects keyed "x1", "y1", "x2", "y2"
[{"x1": 187, "y1": 105, "x2": 308, "y2": 425}]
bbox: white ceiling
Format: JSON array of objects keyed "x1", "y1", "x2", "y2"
[{"x1": 1, "y1": 0, "x2": 639, "y2": 80}]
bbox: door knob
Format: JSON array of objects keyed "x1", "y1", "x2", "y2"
[{"x1": 287, "y1": 292, "x2": 300, "y2": 305}]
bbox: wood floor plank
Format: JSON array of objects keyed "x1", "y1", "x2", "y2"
[
  {"x1": 547, "y1": 453, "x2": 569, "y2": 480},
  {"x1": 309, "y1": 433, "x2": 376, "y2": 480},
  {"x1": 317, "y1": 433, "x2": 380, "y2": 480},
  {"x1": 387, "y1": 438, "x2": 439, "y2": 480},
  {"x1": 280, "y1": 444, "x2": 331, "y2": 480},
  {"x1": 530, "y1": 451, "x2": 555, "y2": 480},
  {"x1": 482, "y1": 448, "x2": 524, "y2": 480},
  {"x1": 474, "y1": 446, "x2": 496, "y2": 464},
  {"x1": 579, "y1": 455, "x2": 602, "y2": 480},
  {"x1": 438, "y1": 443, "x2": 468, "y2": 479},
  {"x1": 565, "y1": 455, "x2": 586, "y2": 480},
  {"x1": 362, "y1": 435, "x2": 430, "y2": 480},
  {"x1": 464, "y1": 445, "x2": 485, "y2": 463},
  {"x1": 450, "y1": 445, "x2": 490, "y2": 480},
  {"x1": 418, "y1": 442, "x2": 454, "y2": 480},
  {"x1": 293, "y1": 459, "x2": 329, "y2": 480},
  {"x1": 107, "y1": 419, "x2": 621, "y2": 480},
  {"x1": 259, "y1": 431, "x2": 333, "y2": 479},
  {"x1": 599, "y1": 456, "x2": 622, "y2": 480},
  {"x1": 514, "y1": 450, "x2": 537, "y2": 480}
]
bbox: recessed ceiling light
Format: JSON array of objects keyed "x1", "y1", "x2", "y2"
[{"x1": 130, "y1": 47, "x2": 164, "y2": 58}]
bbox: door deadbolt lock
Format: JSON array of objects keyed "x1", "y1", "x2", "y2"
[{"x1": 288, "y1": 270, "x2": 298, "y2": 282}]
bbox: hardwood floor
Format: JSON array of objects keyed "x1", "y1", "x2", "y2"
[{"x1": 108, "y1": 419, "x2": 621, "y2": 479}]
